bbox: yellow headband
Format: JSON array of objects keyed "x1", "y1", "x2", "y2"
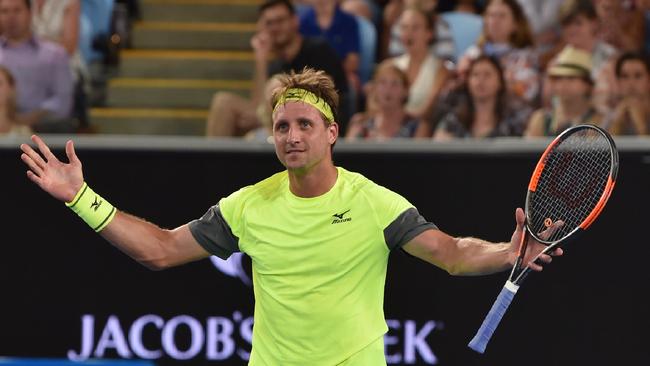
[{"x1": 273, "y1": 88, "x2": 335, "y2": 123}]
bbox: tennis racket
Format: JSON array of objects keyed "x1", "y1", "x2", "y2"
[{"x1": 468, "y1": 124, "x2": 619, "y2": 354}]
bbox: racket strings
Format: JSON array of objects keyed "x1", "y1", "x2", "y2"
[{"x1": 528, "y1": 129, "x2": 612, "y2": 242}]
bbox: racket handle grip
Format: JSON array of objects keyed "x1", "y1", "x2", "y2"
[{"x1": 468, "y1": 281, "x2": 519, "y2": 354}]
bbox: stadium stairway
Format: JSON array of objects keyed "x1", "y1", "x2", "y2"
[{"x1": 89, "y1": 0, "x2": 260, "y2": 135}]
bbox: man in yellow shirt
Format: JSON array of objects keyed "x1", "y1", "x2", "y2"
[{"x1": 20, "y1": 68, "x2": 561, "y2": 365}]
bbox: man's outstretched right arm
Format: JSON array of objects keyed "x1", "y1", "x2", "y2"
[
  {"x1": 100, "y1": 214, "x2": 209, "y2": 270},
  {"x1": 20, "y1": 135, "x2": 211, "y2": 270}
]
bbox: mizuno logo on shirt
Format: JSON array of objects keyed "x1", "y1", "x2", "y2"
[{"x1": 331, "y1": 209, "x2": 352, "y2": 224}]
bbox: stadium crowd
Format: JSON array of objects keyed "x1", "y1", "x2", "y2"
[{"x1": 1, "y1": 0, "x2": 650, "y2": 139}]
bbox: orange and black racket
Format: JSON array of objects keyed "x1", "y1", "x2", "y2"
[{"x1": 468, "y1": 124, "x2": 619, "y2": 353}]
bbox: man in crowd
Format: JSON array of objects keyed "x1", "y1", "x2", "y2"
[
  {"x1": 206, "y1": 0, "x2": 348, "y2": 138},
  {"x1": 0, "y1": 0, "x2": 75, "y2": 132}
]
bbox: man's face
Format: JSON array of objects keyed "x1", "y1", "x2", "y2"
[
  {"x1": 562, "y1": 15, "x2": 597, "y2": 50},
  {"x1": 484, "y1": 0, "x2": 515, "y2": 44},
  {"x1": 0, "y1": 0, "x2": 31, "y2": 40},
  {"x1": 272, "y1": 102, "x2": 338, "y2": 173},
  {"x1": 618, "y1": 60, "x2": 650, "y2": 98},
  {"x1": 550, "y1": 75, "x2": 591, "y2": 102},
  {"x1": 259, "y1": 4, "x2": 298, "y2": 49}
]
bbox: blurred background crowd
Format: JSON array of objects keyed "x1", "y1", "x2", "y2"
[{"x1": 1, "y1": 0, "x2": 649, "y2": 141}]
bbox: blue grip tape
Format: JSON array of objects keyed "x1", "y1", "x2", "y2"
[{"x1": 468, "y1": 281, "x2": 519, "y2": 353}]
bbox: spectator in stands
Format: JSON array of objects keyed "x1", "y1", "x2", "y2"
[
  {"x1": 515, "y1": 0, "x2": 563, "y2": 55},
  {"x1": 0, "y1": 65, "x2": 30, "y2": 135},
  {"x1": 206, "y1": 0, "x2": 348, "y2": 137},
  {"x1": 382, "y1": 0, "x2": 455, "y2": 61},
  {"x1": 457, "y1": 0, "x2": 540, "y2": 106},
  {"x1": 544, "y1": 0, "x2": 619, "y2": 114},
  {"x1": 32, "y1": 0, "x2": 81, "y2": 56},
  {"x1": 424, "y1": 55, "x2": 530, "y2": 139},
  {"x1": 607, "y1": 52, "x2": 650, "y2": 135},
  {"x1": 525, "y1": 46, "x2": 604, "y2": 137},
  {"x1": 345, "y1": 60, "x2": 418, "y2": 139},
  {"x1": 593, "y1": 0, "x2": 644, "y2": 53},
  {"x1": 243, "y1": 75, "x2": 282, "y2": 141},
  {"x1": 0, "y1": 0, "x2": 75, "y2": 133},
  {"x1": 32, "y1": 0, "x2": 90, "y2": 132},
  {"x1": 559, "y1": 0, "x2": 618, "y2": 75},
  {"x1": 299, "y1": 0, "x2": 361, "y2": 92},
  {"x1": 389, "y1": 5, "x2": 448, "y2": 118}
]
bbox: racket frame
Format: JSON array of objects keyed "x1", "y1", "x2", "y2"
[{"x1": 511, "y1": 124, "x2": 618, "y2": 285}]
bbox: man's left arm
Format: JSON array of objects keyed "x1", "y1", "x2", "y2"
[
  {"x1": 402, "y1": 230, "x2": 513, "y2": 276},
  {"x1": 402, "y1": 208, "x2": 562, "y2": 276}
]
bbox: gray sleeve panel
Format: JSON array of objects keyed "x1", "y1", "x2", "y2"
[
  {"x1": 384, "y1": 207, "x2": 438, "y2": 250},
  {"x1": 188, "y1": 205, "x2": 240, "y2": 260}
]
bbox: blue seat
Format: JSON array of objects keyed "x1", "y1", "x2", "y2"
[
  {"x1": 440, "y1": 12, "x2": 483, "y2": 62},
  {"x1": 80, "y1": 0, "x2": 115, "y2": 63}
]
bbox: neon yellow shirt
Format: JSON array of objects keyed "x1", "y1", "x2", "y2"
[{"x1": 190, "y1": 167, "x2": 435, "y2": 365}]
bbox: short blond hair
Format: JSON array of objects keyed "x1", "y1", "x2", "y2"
[{"x1": 271, "y1": 68, "x2": 339, "y2": 124}]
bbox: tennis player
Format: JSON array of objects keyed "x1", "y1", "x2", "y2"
[{"x1": 20, "y1": 68, "x2": 562, "y2": 365}]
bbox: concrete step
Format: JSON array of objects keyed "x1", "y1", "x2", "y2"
[
  {"x1": 118, "y1": 49, "x2": 255, "y2": 80},
  {"x1": 90, "y1": 107, "x2": 207, "y2": 135},
  {"x1": 132, "y1": 21, "x2": 255, "y2": 50},
  {"x1": 141, "y1": 0, "x2": 260, "y2": 23},
  {"x1": 96, "y1": 0, "x2": 260, "y2": 136},
  {"x1": 106, "y1": 78, "x2": 252, "y2": 109}
]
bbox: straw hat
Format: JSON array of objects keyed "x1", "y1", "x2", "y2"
[{"x1": 548, "y1": 46, "x2": 593, "y2": 79}]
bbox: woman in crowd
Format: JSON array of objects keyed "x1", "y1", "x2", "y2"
[
  {"x1": 426, "y1": 55, "x2": 530, "y2": 139},
  {"x1": 346, "y1": 60, "x2": 419, "y2": 140},
  {"x1": 389, "y1": 5, "x2": 448, "y2": 118},
  {"x1": 457, "y1": 0, "x2": 540, "y2": 106},
  {"x1": 525, "y1": 46, "x2": 604, "y2": 137},
  {"x1": 382, "y1": 0, "x2": 455, "y2": 61}
]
